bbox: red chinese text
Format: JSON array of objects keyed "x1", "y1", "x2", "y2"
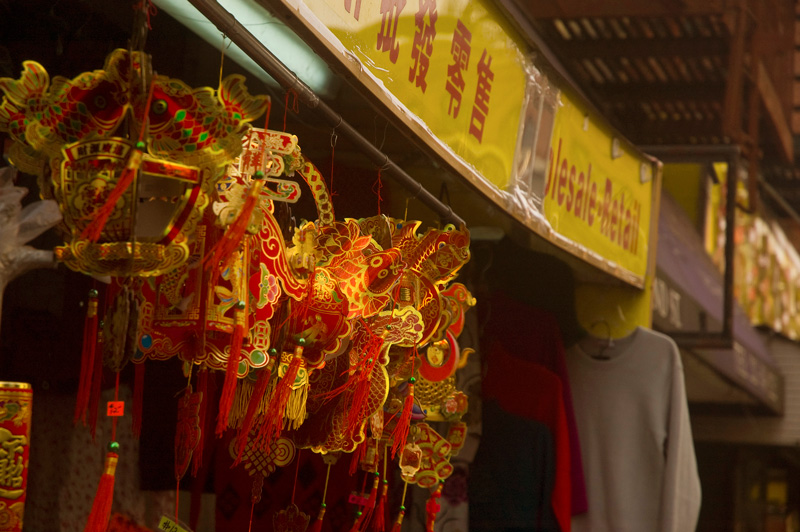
[
  {"x1": 344, "y1": 0, "x2": 362, "y2": 20},
  {"x1": 409, "y1": 0, "x2": 438, "y2": 92},
  {"x1": 469, "y1": 50, "x2": 493, "y2": 142},
  {"x1": 445, "y1": 20, "x2": 471, "y2": 118},
  {"x1": 378, "y1": 0, "x2": 407, "y2": 64}
]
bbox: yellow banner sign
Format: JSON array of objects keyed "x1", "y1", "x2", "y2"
[
  {"x1": 544, "y1": 90, "x2": 654, "y2": 279},
  {"x1": 302, "y1": 0, "x2": 527, "y2": 190}
]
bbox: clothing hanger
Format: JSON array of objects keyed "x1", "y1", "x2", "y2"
[{"x1": 588, "y1": 320, "x2": 614, "y2": 360}]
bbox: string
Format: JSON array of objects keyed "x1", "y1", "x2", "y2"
[
  {"x1": 283, "y1": 89, "x2": 299, "y2": 131},
  {"x1": 175, "y1": 477, "x2": 180, "y2": 524},
  {"x1": 248, "y1": 498, "x2": 255, "y2": 532},
  {"x1": 329, "y1": 128, "x2": 338, "y2": 197},
  {"x1": 321, "y1": 462, "x2": 332, "y2": 504},
  {"x1": 218, "y1": 34, "x2": 232, "y2": 89},
  {"x1": 111, "y1": 371, "x2": 120, "y2": 442},
  {"x1": 132, "y1": 0, "x2": 157, "y2": 30},
  {"x1": 291, "y1": 450, "x2": 302, "y2": 505},
  {"x1": 372, "y1": 168, "x2": 383, "y2": 215}
]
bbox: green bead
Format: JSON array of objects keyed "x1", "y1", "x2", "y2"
[
  {"x1": 108, "y1": 441, "x2": 120, "y2": 452},
  {"x1": 356, "y1": 511, "x2": 362, "y2": 517},
  {"x1": 382, "y1": 479, "x2": 388, "y2": 484},
  {"x1": 374, "y1": 471, "x2": 380, "y2": 476},
  {"x1": 297, "y1": 337, "x2": 306, "y2": 346},
  {"x1": 253, "y1": 170, "x2": 265, "y2": 179},
  {"x1": 399, "y1": 505, "x2": 406, "y2": 511},
  {"x1": 321, "y1": 503, "x2": 326, "y2": 508},
  {"x1": 235, "y1": 300, "x2": 246, "y2": 310},
  {"x1": 88, "y1": 288, "x2": 98, "y2": 298},
  {"x1": 408, "y1": 377, "x2": 416, "y2": 384},
  {"x1": 367, "y1": 358, "x2": 373, "y2": 364},
  {"x1": 136, "y1": 141, "x2": 146, "y2": 150},
  {"x1": 385, "y1": 325, "x2": 393, "y2": 330},
  {"x1": 268, "y1": 348, "x2": 278, "y2": 356}
]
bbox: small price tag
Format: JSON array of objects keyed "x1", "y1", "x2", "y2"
[
  {"x1": 158, "y1": 516, "x2": 192, "y2": 532},
  {"x1": 106, "y1": 401, "x2": 125, "y2": 417}
]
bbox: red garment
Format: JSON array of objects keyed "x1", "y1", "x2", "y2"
[
  {"x1": 485, "y1": 291, "x2": 588, "y2": 515},
  {"x1": 483, "y1": 345, "x2": 571, "y2": 532}
]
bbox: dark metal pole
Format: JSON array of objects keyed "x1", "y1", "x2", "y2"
[
  {"x1": 187, "y1": 0, "x2": 465, "y2": 227},
  {"x1": 643, "y1": 144, "x2": 740, "y2": 347}
]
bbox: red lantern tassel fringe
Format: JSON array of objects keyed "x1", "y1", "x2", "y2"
[
  {"x1": 350, "y1": 473, "x2": 379, "y2": 531},
  {"x1": 390, "y1": 383, "x2": 414, "y2": 459},
  {"x1": 233, "y1": 367, "x2": 271, "y2": 464},
  {"x1": 389, "y1": 509, "x2": 405, "y2": 532},
  {"x1": 349, "y1": 439, "x2": 368, "y2": 477},
  {"x1": 308, "y1": 506, "x2": 326, "y2": 532},
  {"x1": 131, "y1": 362, "x2": 145, "y2": 438},
  {"x1": 371, "y1": 481, "x2": 388, "y2": 532},
  {"x1": 75, "y1": 290, "x2": 99, "y2": 425},
  {"x1": 83, "y1": 452, "x2": 118, "y2": 532},
  {"x1": 257, "y1": 354, "x2": 301, "y2": 450},
  {"x1": 216, "y1": 322, "x2": 245, "y2": 435}
]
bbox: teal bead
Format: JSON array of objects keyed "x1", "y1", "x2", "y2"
[
  {"x1": 88, "y1": 288, "x2": 98, "y2": 298},
  {"x1": 297, "y1": 337, "x2": 306, "y2": 346},
  {"x1": 268, "y1": 348, "x2": 278, "y2": 356},
  {"x1": 235, "y1": 300, "x2": 246, "y2": 310}
]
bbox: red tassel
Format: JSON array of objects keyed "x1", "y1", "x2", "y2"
[
  {"x1": 81, "y1": 149, "x2": 144, "y2": 242},
  {"x1": 256, "y1": 354, "x2": 301, "y2": 450},
  {"x1": 203, "y1": 179, "x2": 263, "y2": 289},
  {"x1": 352, "y1": 473, "x2": 380, "y2": 531},
  {"x1": 349, "y1": 440, "x2": 367, "y2": 477},
  {"x1": 390, "y1": 383, "x2": 414, "y2": 459},
  {"x1": 234, "y1": 367, "x2": 271, "y2": 464},
  {"x1": 308, "y1": 506, "x2": 326, "y2": 532},
  {"x1": 370, "y1": 482, "x2": 388, "y2": 532},
  {"x1": 216, "y1": 322, "x2": 245, "y2": 435},
  {"x1": 192, "y1": 368, "x2": 209, "y2": 477},
  {"x1": 83, "y1": 452, "x2": 118, "y2": 532},
  {"x1": 389, "y1": 509, "x2": 405, "y2": 532},
  {"x1": 131, "y1": 362, "x2": 145, "y2": 438},
  {"x1": 75, "y1": 289, "x2": 99, "y2": 425}
]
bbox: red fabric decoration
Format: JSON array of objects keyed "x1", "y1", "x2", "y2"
[
  {"x1": 75, "y1": 290, "x2": 99, "y2": 424},
  {"x1": 83, "y1": 452, "x2": 118, "y2": 532},
  {"x1": 88, "y1": 336, "x2": 104, "y2": 441},
  {"x1": 425, "y1": 484, "x2": 442, "y2": 532},
  {"x1": 131, "y1": 362, "x2": 145, "y2": 438},
  {"x1": 216, "y1": 322, "x2": 245, "y2": 435}
]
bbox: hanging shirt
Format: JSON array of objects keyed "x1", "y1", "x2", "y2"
[{"x1": 566, "y1": 327, "x2": 702, "y2": 532}]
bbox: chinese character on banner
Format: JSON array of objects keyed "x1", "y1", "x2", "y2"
[
  {"x1": 409, "y1": 0, "x2": 438, "y2": 92},
  {"x1": 344, "y1": 0, "x2": 362, "y2": 20},
  {"x1": 445, "y1": 20, "x2": 471, "y2": 118},
  {"x1": 0, "y1": 429, "x2": 26, "y2": 497},
  {"x1": 469, "y1": 49, "x2": 494, "y2": 142},
  {"x1": 377, "y1": 0, "x2": 407, "y2": 63}
]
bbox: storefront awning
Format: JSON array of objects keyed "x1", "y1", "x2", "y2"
[{"x1": 653, "y1": 193, "x2": 784, "y2": 415}]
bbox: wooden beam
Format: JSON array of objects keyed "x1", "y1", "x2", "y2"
[
  {"x1": 554, "y1": 36, "x2": 728, "y2": 59},
  {"x1": 593, "y1": 82, "x2": 725, "y2": 102},
  {"x1": 757, "y1": 60, "x2": 794, "y2": 162},
  {"x1": 521, "y1": 0, "x2": 726, "y2": 19}
]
